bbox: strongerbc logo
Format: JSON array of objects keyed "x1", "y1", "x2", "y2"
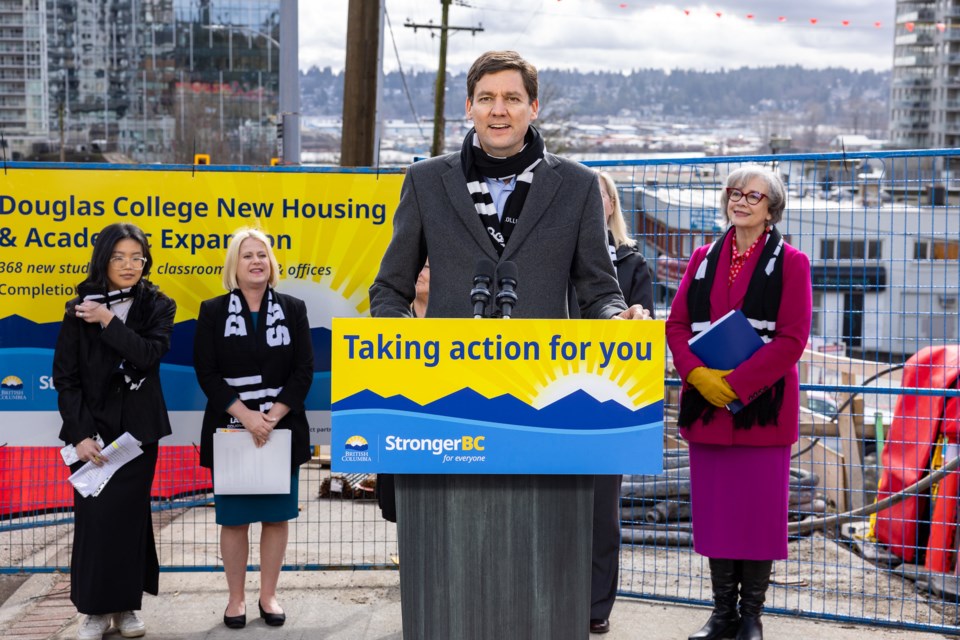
[
  {"x1": 342, "y1": 435, "x2": 372, "y2": 463},
  {"x1": 0, "y1": 375, "x2": 25, "y2": 400}
]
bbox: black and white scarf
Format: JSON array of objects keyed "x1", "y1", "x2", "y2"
[
  {"x1": 678, "y1": 226, "x2": 786, "y2": 430},
  {"x1": 75, "y1": 283, "x2": 144, "y2": 390},
  {"x1": 222, "y1": 288, "x2": 292, "y2": 414},
  {"x1": 78, "y1": 284, "x2": 136, "y2": 308},
  {"x1": 607, "y1": 231, "x2": 619, "y2": 272},
  {"x1": 460, "y1": 125, "x2": 545, "y2": 255}
]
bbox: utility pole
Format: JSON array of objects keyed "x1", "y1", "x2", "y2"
[
  {"x1": 279, "y1": 0, "x2": 300, "y2": 164},
  {"x1": 406, "y1": 2, "x2": 483, "y2": 157},
  {"x1": 341, "y1": 0, "x2": 382, "y2": 166}
]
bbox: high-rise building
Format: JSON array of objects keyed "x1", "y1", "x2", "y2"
[
  {"x1": 887, "y1": 1, "x2": 960, "y2": 151},
  {"x1": 38, "y1": 0, "x2": 281, "y2": 163},
  {"x1": 0, "y1": 1, "x2": 48, "y2": 155},
  {"x1": 889, "y1": 2, "x2": 936, "y2": 148}
]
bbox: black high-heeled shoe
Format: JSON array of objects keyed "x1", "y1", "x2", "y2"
[
  {"x1": 223, "y1": 606, "x2": 246, "y2": 629},
  {"x1": 259, "y1": 600, "x2": 286, "y2": 627}
]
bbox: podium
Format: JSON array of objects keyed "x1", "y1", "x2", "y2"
[
  {"x1": 396, "y1": 474, "x2": 592, "y2": 640},
  {"x1": 330, "y1": 318, "x2": 665, "y2": 640}
]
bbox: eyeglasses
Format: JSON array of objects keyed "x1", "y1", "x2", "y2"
[
  {"x1": 726, "y1": 187, "x2": 768, "y2": 205},
  {"x1": 109, "y1": 256, "x2": 148, "y2": 270}
]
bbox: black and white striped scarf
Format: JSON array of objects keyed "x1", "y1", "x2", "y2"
[
  {"x1": 222, "y1": 288, "x2": 292, "y2": 413},
  {"x1": 678, "y1": 226, "x2": 786, "y2": 430},
  {"x1": 460, "y1": 125, "x2": 544, "y2": 255},
  {"x1": 74, "y1": 283, "x2": 143, "y2": 390},
  {"x1": 78, "y1": 284, "x2": 136, "y2": 308}
]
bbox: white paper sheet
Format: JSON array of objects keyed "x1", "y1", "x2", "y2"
[
  {"x1": 213, "y1": 428, "x2": 291, "y2": 495},
  {"x1": 68, "y1": 432, "x2": 144, "y2": 498}
]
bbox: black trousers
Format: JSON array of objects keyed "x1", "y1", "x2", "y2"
[{"x1": 591, "y1": 474, "x2": 622, "y2": 620}]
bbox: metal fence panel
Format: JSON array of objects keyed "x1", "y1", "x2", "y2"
[
  {"x1": 3, "y1": 150, "x2": 960, "y2": 634},
  {"x1": 594, "y1": 149, "x2": 960, "y2": 635}
]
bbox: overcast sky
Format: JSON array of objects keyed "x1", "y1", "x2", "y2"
[{"x1": 299, "y1": 1, "x2": 896, "y2": 75}]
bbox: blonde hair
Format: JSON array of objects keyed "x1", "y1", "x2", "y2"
[
  {"x1": 598, "y1": 171, "x2": 636, "y2": 249},
  {"x1": 222, "y1": 228, "x2": 281, "y2": 291}
]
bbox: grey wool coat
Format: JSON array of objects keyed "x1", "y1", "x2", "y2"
[{"x1": 369, "y1": 150, "x2": 627, "y2": 319}]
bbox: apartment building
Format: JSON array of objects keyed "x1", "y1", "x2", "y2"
[
  {"x1": 889, "y1": 0, "x2": 960, "y2": 150},
  {"x1": 5, "y1": 0, "x2": 280, "y2": 163}
]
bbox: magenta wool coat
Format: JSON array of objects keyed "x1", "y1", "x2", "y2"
[{"x1": 666, "y1": 232, "x2": 812, "y2": 447}]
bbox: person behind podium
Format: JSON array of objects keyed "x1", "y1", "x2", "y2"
[
  {"x1": 53, "y1": 222, "x2": 176, "y2": 640},
  {"x1": 376, "y1": 260, "x2": 430, "y2": 524},
  {"x1": 665, "y1": 166, "x2": 811, "y2": 640},
  {"x1": 193, "y1": 228, "x2": 313, "y2": 630},
  {"x1": 590, "y1": 171, "x2": 655, "y2": 634},
  {"x1": 369, "y1": 50, "x2": 649, "y2": 639}
]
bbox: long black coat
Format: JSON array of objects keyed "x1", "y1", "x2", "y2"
[
  {"x1": 52, "y1": 279, "x2": 175, "y2": 615},
  {"x1": 592, "y1": 242, "x2": 655, "y2": 620},
  {"x1": 194, "y1": 290, "x2": 313, "y2": 470},
  {"x1": 613, "y1": 243, "x2": 654, "y2": 313},
  {"x1": 53, "y1": 280, "x2": 176, "y2": 446}
]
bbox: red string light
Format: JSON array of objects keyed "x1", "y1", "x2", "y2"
[{"x1": 666, "y1": 7, "x2": 892, "y2": 29}]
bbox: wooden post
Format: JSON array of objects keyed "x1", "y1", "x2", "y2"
[
  {"x1": 341, "y1": 0, "x2": 381, "y2": 166},
  {"x1": 430, "y1": 0, "x2": 450, "y2": 158},
  {"x1": 837, "y1": 370, "x2": 865, "y2": 511}
]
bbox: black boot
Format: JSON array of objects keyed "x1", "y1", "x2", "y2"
[
  {"x1": 689, "y1": 558, "x2": 740, "y2": 640},
  {"x1": 736, "y1": 560, "x2": 772, "y2": 640}
]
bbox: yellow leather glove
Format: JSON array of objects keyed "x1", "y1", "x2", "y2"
[{"x1": 686, "y1": 367, "x2": 738, "y2": 408}]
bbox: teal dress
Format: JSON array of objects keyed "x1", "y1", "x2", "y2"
[{"x1": 214, "y1": 312, "x2": 300, "y2": 526}]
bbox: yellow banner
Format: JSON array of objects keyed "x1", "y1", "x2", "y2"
[{"x1": 0, "y1": 167, "x2": 403, "y2": 323}]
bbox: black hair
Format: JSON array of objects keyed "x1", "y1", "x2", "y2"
[{"x1": 79, "y1": 223, "x2": 153, "y2": 291}]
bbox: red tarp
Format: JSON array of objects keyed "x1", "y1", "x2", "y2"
[{"x1": 874, "y1": 345, "x2": 960, "y2": 565}]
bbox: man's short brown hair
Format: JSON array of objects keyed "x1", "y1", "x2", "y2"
[{"x1": 466, "y1": 51, "x2": 538, "y2": 103}]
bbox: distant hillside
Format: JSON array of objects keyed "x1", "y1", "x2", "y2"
[{"x1": 302, "y1": 65, "x2": 889, "y2": 131}]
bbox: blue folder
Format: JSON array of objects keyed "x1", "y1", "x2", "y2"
[{"x1": 687, "y1": 309, "x2": 765, "y2": 413}]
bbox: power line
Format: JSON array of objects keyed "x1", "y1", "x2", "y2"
[
  {"x1": 384, "y1": 6, "x2": 426, "y2": 140},
  {"x1": 405, "y1": 0, "x2": 483, "y2": 156}
]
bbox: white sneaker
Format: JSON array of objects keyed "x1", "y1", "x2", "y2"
[
  {"x1": 77, "y1": 614, "x2": 111, "y2": 640},
  {"x1": 113, "y1": 611, "x2": 147, "y2": 638}
]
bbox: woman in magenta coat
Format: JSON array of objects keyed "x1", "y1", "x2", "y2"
[{"x1": 666, "y1": 165, "x2": 812, "y2": 640}]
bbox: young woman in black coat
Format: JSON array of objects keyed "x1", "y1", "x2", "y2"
[
  {"x1": 590, "y1": 172, "x2": 654, "y2": 635},
  {"x1": 194, "y1": 228, "x2": 313, "y2": 629},
  {"x1": 53, "y1": 222, "x2": 176, "y2": 640}
]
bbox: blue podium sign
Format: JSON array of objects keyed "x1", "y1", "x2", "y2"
[{"x1": 331, "y1": 318, "x2": 664, "y2": 474}]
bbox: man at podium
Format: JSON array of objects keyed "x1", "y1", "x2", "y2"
[{"x1": 369, "y1": 50, "x2": 648, "y2": 640}]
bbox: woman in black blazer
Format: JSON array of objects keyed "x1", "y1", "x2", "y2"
[
  {"x1": 590, "y1": 173, "x2": 655, "y2": 635},
  {"x1": 53, "y1": 222, "x2": 176, "y2": 640},
  {"x1": 194, "y1": 228, "x2": 313, "y2": 629}
]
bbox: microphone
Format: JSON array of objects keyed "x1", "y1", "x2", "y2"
[
  {"x1": 471, "y1": 258, "x2": 495, "y2": 318},
  {"x1": 495, "y1": 261, "x2": 519, "y2": 319}
]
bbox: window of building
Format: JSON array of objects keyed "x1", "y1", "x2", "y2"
[
  {"x1": 901, "y1": 293, "x2": 958, "y2": 340},
  {"x1": 914, "y1": 239, "x2": 959, "y2": 260},
  {"x1": 811, "y1": 292, "x2": 823, "y2": 336}
]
